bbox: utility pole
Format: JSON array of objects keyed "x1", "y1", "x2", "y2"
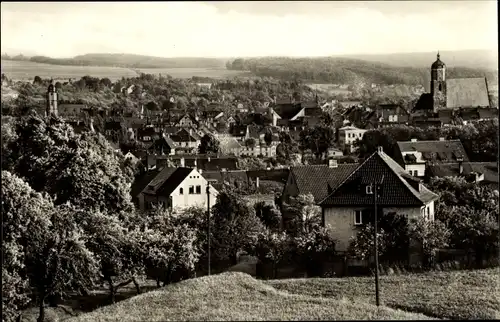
[
  {"x1": 373, "y1": 174, "x2": 384, "y2": 307},
  {"x1": 206, "y1": 185, "x2": 211, "y2": 276},
  {"x1": 373, "y1": 182, "x2": 380, "y2": 307}
]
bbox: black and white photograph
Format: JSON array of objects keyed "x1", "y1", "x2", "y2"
[{"x1": 1, "y1": 1, "x2": 498, "y2": 321}]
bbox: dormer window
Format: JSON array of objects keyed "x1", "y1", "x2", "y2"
[{"x1": 366, "y1": 184, "x2": 373, "y2": 195}]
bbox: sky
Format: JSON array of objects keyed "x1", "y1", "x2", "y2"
[{"x1": 1, "y1": 1, "x2": 498, "y2": 58}]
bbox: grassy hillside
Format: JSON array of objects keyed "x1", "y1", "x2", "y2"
[
  {"x1": 67, "y1": 272, "x2": 434, "y2": 322},
  {"x1": 268, "y1": 268, "x2": 500, "y2": 320},
  {"x1": 227, "y1": 56, "x2": 498, "y2": 86},
  {"x1": 341, "y1": 49, "x2": 498, "y2": 70}
]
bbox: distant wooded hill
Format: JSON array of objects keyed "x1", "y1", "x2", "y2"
[
  {"x1": 1, "y1": 53, "x2": 227, "y2": 69},
  {"x1": 226, "y1": 56, "x2": 498, "y2": 87},
  {"x1": 340, "y1": 50, "x2": 498, "y2": 70},
  {"x1": 2, "y1": 50, "x2": 497, "y2": 86}
]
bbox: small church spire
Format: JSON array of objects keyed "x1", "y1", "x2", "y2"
[{"x1": 437, "y1": 51, "x2": 440, "y2": 60}]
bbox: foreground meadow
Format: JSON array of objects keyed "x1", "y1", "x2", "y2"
[
  {"x1": 268, "y1": 267, "x2": 500, "y2": 320},
  {"x1": 19, "y1": 268, "x2": 499, "y2": 321},
  {"x1": 67, "y1": 272, "x2": 434, "y2": 321}
]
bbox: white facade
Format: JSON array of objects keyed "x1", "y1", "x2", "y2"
[
  {"x1": 338, "y1": 126, "x2": 367, "y2": 153},
  {"x1": 400, "y1": 151, "x2": 427, "y2": 177},
  {"x1": 139, "y1": 168, "x2": 219, "y2": 211}
]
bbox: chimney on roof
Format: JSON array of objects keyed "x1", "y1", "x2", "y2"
[
  {"x1": 180, "y1": 157, "x2": 185, "y2": 167},
  {"x1": 328, "y1": 159, "x2": 338, "y2": 168},
  {"x1": 459, "y1": 159, "x2": 464, "y2": 175},
  {"x1": 411, "y1": 138, "x2": 418, "y2": 142},
  {"x1": 194, "y1": 158, "x2": 197, "y2": 169},
  {"x1": 439, "y1": 137, "x2": 445, "y2": 141},
  {"x1": 377, "y1": 146, "x2": 383, "y2": 153},
  {"x1": 256, "y1": 177, "x2": 260, "y2": 188}
]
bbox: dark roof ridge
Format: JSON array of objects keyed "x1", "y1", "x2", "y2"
[
  {"x1": 377, "y1": 151, "x2": 437, "y2": 204},
  {"x1": 318, "y1": 152, "x2": 377, "y2": 205}
]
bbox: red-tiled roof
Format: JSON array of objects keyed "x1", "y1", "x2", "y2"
[
  {"x1": 273, "y1": 104, "x2": 303, "y2": 120},
  {"x1": 446, "y1": 78, "x2": 490, "y2": 109},
  {"x1": 141, "y1": 167, "x2": 194, "y2": 196},
  {"x1": 427, "y1": 162, "x2": 499, "y2": 185},
  {"x1": 397, "y1": 139, "x2": 469, "y2": 164},
  {"x1": 289, "y1": 164, "x2": 358, "y2": 203},
  {"x1": 131, "y1": 170, "x2": 159, "y2": 199},
  {"x1": 320, "y1": 150, "x2": 438, "y2": 207}
]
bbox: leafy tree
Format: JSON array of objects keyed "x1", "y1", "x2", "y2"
[
  {"x1": 299, "y1": 125, "x2": 336, "y2": 158},
  {"x1": 72, "y1": 208, "x2": 143, "y2": 303},
  {"x1": 264, "y1": 129, "x2": 273, "y2": 146},
  {"x1": 1, "y1": 171, "x2": 49, "y2": 321},
  {"x1": 254, "y1": 202, "x2": 282, "y2": 232},
  {"x1": 145, "y1": 101, "x2": 159, "y2": 111},
  {"x1": 2, "y1": 171, "x2": 99, "y2": 322},
  {"x1": 211, "y1": 191, "x2": 266, "y2": 265},
  {"x1": 408, "y1": 218, "x2": 451, "y2": 267},
  {"x1": 277, "y1": 131, "x2": 299, "y2": 161},
  {"x1": 437, "y1": 206, "x2": 497, "y2": 266},
  {"x1": 283, "y1": 193, "x2": 322, "y2": 236},
  {"x1": 290, "y1": 226, "x2": 337, "y2": 277},
  {"x1": 199, "y1": 133, "x2": 220, "y2": 154},
  {"x1": 99, "y1": 77, "x2": 112, "y2": 88},
  {"x1": 140, "y1": 211, "x2": 200, "y2": 286},
  {"x1": 347, "y1": 223, "x2": 388, "y2": 261},
  {"x1": 246, "y1": 229, "x2": 290, "y2": 279},
  {"x1": 28, "y1": 206, "x2": 100, "y2": 322},
  {"x1": 33, "y1": 76, "x2": 42, "y2": 85},
  {"x1": 2, "y1": 115, "x2": 134, "y2": 214},
  {"x1": 245, "y1": 138, "x2": 256, "y2": 148}
]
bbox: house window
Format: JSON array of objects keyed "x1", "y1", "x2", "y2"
[
  {"x1": 439, "y1": 83, "x2": 442, "y2": 91},
  {"x1": 179, "y1": 188, "x2": 184, "y2": 195},
  {"x1": 366, "y1": 184, "x2": 373, "y2": 195},
  {"x1": 189, "y1": 185, "x2": 194, "y2": 194},
  {"x1": 196, "y1": 185, "x2": 201, "y2": 194},
  {"x1": 388, "y1": 115, "x2": 393, "y2": 122},
  {"x1": 414, "y1": 170, "x2": 418, "y2": 176},
  {"x1": 354, "y1": 210, "x2": 363, "y2": 225}
]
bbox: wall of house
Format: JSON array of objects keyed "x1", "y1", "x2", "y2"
[
  {"x1": 324, "y1": 205, "x2": 425, "y2": 252},
  {"x1": 404, "y1": 164, "x2": 426, "y2": 177},
  {"x1": 170, "y1": 172, "x2": 219, "y2": 210}
]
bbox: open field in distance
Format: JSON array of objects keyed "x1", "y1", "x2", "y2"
[{"x1": 1, "y1": 60, "x2": 252, "y2": 82}]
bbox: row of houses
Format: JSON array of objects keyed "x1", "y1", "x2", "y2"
[{"x1": 129, "y1": 134, "x2": 497, "y2": 259}]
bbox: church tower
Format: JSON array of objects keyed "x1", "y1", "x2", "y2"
[
  {"x1": 431, "y1": 52, "x2": 446, "y2": 113},
  {"x1": 46, "y1": 79, "x2": 58, "y2": 117}
]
